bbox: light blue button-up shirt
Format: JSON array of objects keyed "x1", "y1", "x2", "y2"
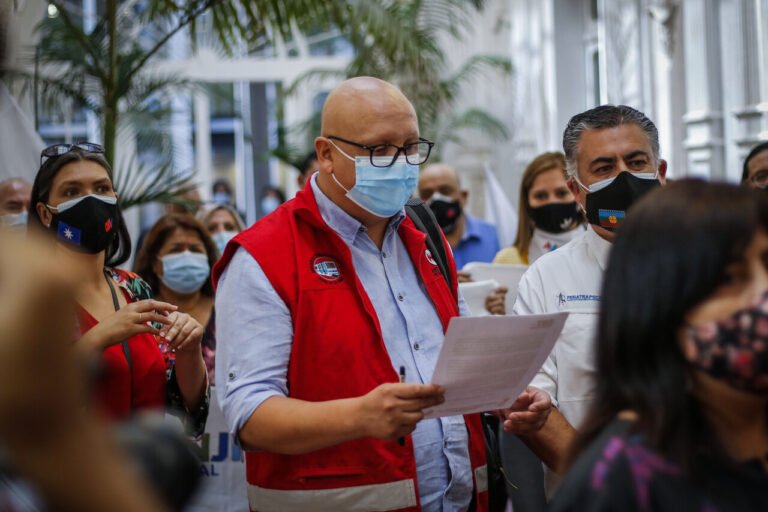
[{"x1": 215, "y1": 175, "x2": 473, "y2": 511}]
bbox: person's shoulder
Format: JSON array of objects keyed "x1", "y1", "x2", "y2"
[
  {"x1": 107, "y1": 267, "x2": 153, "y2": 301},
  {"x1": 493, "y1": 246, "x2": 525, "y2": 265},
  {"x1": 466, "y1": 215, "x2": 498, "y2": 236},
  {"x1": 549, "y1": 420, "x2": 640, "y2": 511},
  {"x1": 552, "y1": 419, "x2": 687, "y2": 512}
]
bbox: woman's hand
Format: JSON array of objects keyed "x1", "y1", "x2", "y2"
[
  {"x1": 80, "y1": 300, "x2": 177, "y2": 351},
  {"x1": 485, "y1": 286, "x2": 509, "y2": 315},
  {"x1": 160, "y1": 312, "x2": 204, "y2": 353}
]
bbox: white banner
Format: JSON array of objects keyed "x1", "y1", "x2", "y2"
[{"x1": 186, "y1": 389, "x2": 249, "y2": 512}]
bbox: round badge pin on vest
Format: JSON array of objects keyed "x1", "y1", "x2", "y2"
[
  {"x1": 425, "y1": 249, "x2": 438, "y2": 266},
  {"x1": 312, "y1": 256, "x2": 342, "y2": 282}
]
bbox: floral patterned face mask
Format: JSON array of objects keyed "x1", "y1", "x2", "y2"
[{"x1": 683, "y1": 291, "x2": 768, "y2": 394}]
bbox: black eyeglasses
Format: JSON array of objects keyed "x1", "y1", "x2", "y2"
[
  {"x1": 40, "y1": 142, "x2": 104, "y2": 166},
  {"x1": 326, "y1": 135, "x2": 434, "y2": 168}
]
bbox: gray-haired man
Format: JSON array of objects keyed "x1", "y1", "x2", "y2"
[{"x1": 500, "y1": 105, "x2": 667, "y2": 495}]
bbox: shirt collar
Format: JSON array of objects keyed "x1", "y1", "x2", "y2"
[
  {"x1": 309, "y1": 173, "x2": 406, "y2": 244},
  {"x1": 459, "y1": 214, "x2": 480, "y2": 243},
  {"x1": 585, "y1": 224, "x2": 612, "y2": 271}
]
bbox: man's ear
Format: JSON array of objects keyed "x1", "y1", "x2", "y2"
[
  {"x1": 460, "y1": 189, "x2": 468, "y2": 206},
  {"x1": 314, "y1": 137, "x2": 334, "y2": 176},
  {"x1": 658, "y1": 159, "x2": 668, "y2": 184}
]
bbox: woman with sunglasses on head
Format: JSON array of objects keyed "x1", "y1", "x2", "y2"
[
  {"x1": 29, "y1": 143, "x2": 209, "y2": 433},
  {"x1": 550, "y1": 179, "x2": 768, "y2": 511}
]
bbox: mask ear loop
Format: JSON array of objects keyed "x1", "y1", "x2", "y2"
[
  {"x1": 571, "y1": 175, "x2": 590, "y2": 193},
  {"x1": 569, "y1": 176, "x2": 590, "y2": 216},
  {"x1": 326, "y1": 138, "x2": 359, "y2": 195},
  {"x1": 326, "y1": 139, "x2": 356, "y2": 163}
]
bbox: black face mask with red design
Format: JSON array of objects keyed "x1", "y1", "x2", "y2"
[
  {"x1": 428, "y1": 193, "x2": 463, "y2": 234},
  {"x1": 47, "y1": 194, "x2": 120, "y2": 254},
  {"x1": 683, "y1": 291, "x2": 768, "y2": 395}
]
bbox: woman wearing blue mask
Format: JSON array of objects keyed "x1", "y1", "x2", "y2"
[
  {"x1": 135, "y1": 213, "x2": 249, "y2": 512},
  {"x1": 259, "y1": 186, "x2": 286, "y2": 217},
  {"x1": 134, "y1": 214, "x2": 218, "y2": 383},
  {"x1": 29, "y1": 143, "x2": 209, "y2": 432},
  {"x1": 200, "y1": 204, "x2": 246, "y2": 256}
]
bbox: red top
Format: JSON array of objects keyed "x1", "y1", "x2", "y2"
[{"x1": 77, "y1": 273, "x2": 166, "y2": 421}]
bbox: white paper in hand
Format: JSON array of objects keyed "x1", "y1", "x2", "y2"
[
  {"x1": 458, "y1": 279, "x2": 499, "y2": 316},
  {"x1": 423, "y1": 313, "x2": 568, "y2": 419},
  {"x1": 462, "y1": 262, "x2": 528, "y2": 311}
]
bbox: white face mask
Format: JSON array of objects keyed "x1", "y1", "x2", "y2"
[{"x1": 1, "y1": 211, "x2": 28, "y2": 228}]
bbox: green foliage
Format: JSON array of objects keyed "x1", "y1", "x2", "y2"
[
  {"x1": 9, "y1": 0, "x2": 353, "y2": 208},
  {"x1": 8, "y1": 0, "x2": 510, "y2": 206},
  {"x1": 281, "y1": 0, "x2": 512, "y2": 159}
]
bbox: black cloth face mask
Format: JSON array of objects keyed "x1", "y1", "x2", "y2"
[
  {"x1": 47, "y1": 194, "x2": 120, "y2": 253},
  {"x1": 428, "y1": 193, "x2": 463, "y2": 234},
  {"x1": 583, "y1": 171, "x2": 660, "y2": 231},
  {"x1": 529, "y1": 202, "x2": 579, "y2": 234}
]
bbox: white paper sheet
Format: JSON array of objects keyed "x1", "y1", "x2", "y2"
[
  {"x1": 458, "y1": 279, "x2": 499, "y2": 316},
  {"x1": 462, "y1": 262, "x2": 528, "y2": 312},
  {"x1": 423, "y1": 313, "x2": 568, "y2": 419}
]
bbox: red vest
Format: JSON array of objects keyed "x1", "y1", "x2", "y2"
[{"x1": 213, "y1": 185, "x2": 488, "y2": 512}]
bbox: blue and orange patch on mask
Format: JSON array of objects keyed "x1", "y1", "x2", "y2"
[{"x1": 598, "y1": 209, "x2": 625, "y2": 228}]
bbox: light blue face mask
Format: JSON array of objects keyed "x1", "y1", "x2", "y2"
[
  {"x1": 329, "y1": 141, "x2": 419, "y2": 218},
  {"x1": 212, "y1": 230, "x2": 238, "y2": 255},
  {"x1": 261, "y1": 196, "x2": 281, "y2": 216},
  {"x1": 160, "y1": 250, "x2": 211, "y2": 294},
  {"x1": 1, "y1": 211, "x2": 28, "y2": 229},
  {"x1": 213, "y1": 191, "x2": 231, "y2": 205}
]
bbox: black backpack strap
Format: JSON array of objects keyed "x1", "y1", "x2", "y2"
[{"x1": 405, "y1": 198, "x2": 453, "y2": 291}]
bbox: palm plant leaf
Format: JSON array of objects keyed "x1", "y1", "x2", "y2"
[
  {"x1": 114, "y1": 155, "x2": 197, "y2": 210},
  {"x1": 13, "y1": 0, "x2": 509, "y2": 208}
]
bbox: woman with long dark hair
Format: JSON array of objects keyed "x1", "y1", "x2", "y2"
[
  {"x1": 29, "y1": 143, "x2": 208, "y2": 432},
  {"x1": 550, "y1": 179, "x2": 768, "y2": 511}
]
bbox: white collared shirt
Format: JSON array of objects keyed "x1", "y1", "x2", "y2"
[{"x1": 512, "y1": 225, "x2": 611, "y2": 494}]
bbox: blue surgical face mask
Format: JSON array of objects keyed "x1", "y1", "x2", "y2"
[
  {"x1": 328, "y1": 140, "x2": 419, "y2": 218},
  {"x1": 160, "y1": 250, "x2": 210, "y2": 294},
  {"x1": 213, "y1": 191, "x2": 231, "y2": 205},
  {"x1": 261, "y1": 196, "x2": 280, "y2": 215},
  {"x1": 212, "y1": 230, "x2": 238, "y2": 255}
]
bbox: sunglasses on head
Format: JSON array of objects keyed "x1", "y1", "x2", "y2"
[{"x1": 40, "y1": 142, "x2": 104, "y2": 166}]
